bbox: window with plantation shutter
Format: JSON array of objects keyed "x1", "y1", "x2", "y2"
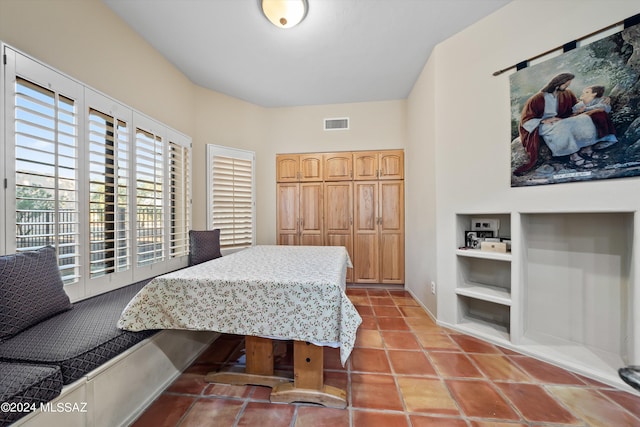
[
  {"x1": 207, "y1": 145, "x2": 255, "y2": 250},
  {"x1": 88, "y1": 108, "x2": 130, "y2": 278},
  {"x1": 4, "y1": 45, "x2": 192, "y2": 300},
  {"x1": 169, "y1": 138, "x2": 191, "y2": 258},
  {"x1": 135, "y1": 127, "x2": 164, "y2": 266},
  {"x1": 13, "y1": 76, "x2": 81, "y2": 285}
]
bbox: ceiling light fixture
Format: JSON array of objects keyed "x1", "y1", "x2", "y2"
[{"x1": 261, "y1": 0, "x2": 308, "y2": 29}]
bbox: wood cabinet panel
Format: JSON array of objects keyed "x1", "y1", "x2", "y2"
[
  {"x1": 323, "y1": 152, "x2": 353, "y2": 181},
  {"x1": 379, "y1": 181, "x2": 404, "y2": 283},
  {"x1": 380, "y1": 181, "x2": 404, "y2": 232},
  {"x1": 276, "y1": 155, "x2": 300, "y2": 182},
  {"x1": 299, "y1": 155, "x2": 323, "y2": 181},
  {"x1": 276, "y1": 154, "x2": 323, "y2": 182},
  {"x1": 277, "y1": 184, "x2": 299, "y2": 233},
  {"x1": 380, "y1": 232, "x2": 404, "y2": 284},
  {"x1": 300, "y1": 183, "x2": 323, "y2": 245},
  {"x1": 379, "y1": 150, "x2": 404, "y2": 180},
  {"x1": 354, "y1": 181, "x2": 378, "y2": 231},
  {"x1": 353, "y1": 150, "x2": 404, "y2": 180},
  {"x1": 324, "y1": 182, "x2": 354, "y2": 282},
  {"x1": 353, "y1": 180, "x2": 404, "y2": 284},
  {"x1": 276, "y1": 183, "x2": 300, "y2": 245},
  {"x1": 353, "y1": 152, "x2": 378, "y2": 180},
  {"x1": 326, "y1": 234, "x2": 353, "y2": 282},
  {"x1": 354, "y1": 234, "x2": 379, "y2": 283},
  {"x1": 277, "y1": 150, "x2": 404, "y2": 285},
  {"x1": 353, "y1": 181, "x2": 378, "y2": 283},
  {"x1": 278, "y1": 234, "x2": 298, "y2": 246},
  {"x1": 325, "y1": 182, "x2": 353, "y2": 233},
  {"x1": 300, "y1": 235, "x2": 324, "y2": 246},
  {"x1": 276, "y1": 182, "x2": 323, "y2": 247}
]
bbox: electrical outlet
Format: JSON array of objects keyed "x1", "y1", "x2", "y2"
[{"x1": 430, "y1": 281, "x2": 436, "y2": 294}]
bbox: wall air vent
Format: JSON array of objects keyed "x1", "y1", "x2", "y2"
[{"x1": 324, "y1": 117, "x2": 349, "y2": 131}]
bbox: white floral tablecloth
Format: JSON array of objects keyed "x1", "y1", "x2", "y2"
[{"x1": 118, "y1": 245, "x2": 362, "y2": 365}]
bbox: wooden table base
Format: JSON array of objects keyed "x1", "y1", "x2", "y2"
[{"x1": 205, "y1": 336, "x2": 347, "y2": 408}]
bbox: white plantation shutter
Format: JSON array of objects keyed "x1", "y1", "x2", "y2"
[
  {"x1": 4, "y1": 46, "x2": 193, "y2": 299},
  {"x1": 207, "y1": 145, "x2": 255, "y2": 249},
  {"x1": 135, "y1": 127, "x2": 164, "y2": 266},
  {"x1": 88, "y1": 108, "x2": 131, "y2": 278},
  {"x1": 13, "y1": 76, "x2": 81, "y2": 285},
  {"x1": 169, "y1": 139, "x2": 191, "y2": 258}
]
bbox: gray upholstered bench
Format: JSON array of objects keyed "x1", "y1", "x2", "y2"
[
  {"x1": 0, "y1": 362, "x2": 63, "y2": 426},
  {"x1": 0, "y1": 247, "x2": 157, "y2": 426},
  {"x1": 0, "y1": 280, "x2": 156, "y2": 385}
]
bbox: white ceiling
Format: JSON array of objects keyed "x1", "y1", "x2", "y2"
[{"x1": 102, "y1": 0, "x2": 512, "y2": 108}]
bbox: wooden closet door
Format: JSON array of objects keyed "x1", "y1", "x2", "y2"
[
  {"x1": 353, "y1": 181, "x2": 379, "y2": 283},
  {"x1": 379, "y1": 180, "x2": 404, "y2": 283},
  {"x1": 299, "y1": 183, "x2": 324, "y2": 245},
  {"x1": 277, "y1": 183, "x2": 300, "y2": 245},
  {"x1": 324, "y1": 182, "x2": 354, "y2": 282}
]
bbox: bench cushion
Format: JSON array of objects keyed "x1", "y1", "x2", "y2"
[
  {"x1": 0, "y1": 362, "x2": 63, "y2": 426},
  {"x1": 0, "y1": 280, "x2": 156, "y2": 384},
  {"x1": 0, "y1": 246, "x2": 72, "y2": 339}
]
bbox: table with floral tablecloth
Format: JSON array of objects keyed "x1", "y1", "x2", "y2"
[{"x1": 118, "y1": 245, "x2": 362, "y2": 366}]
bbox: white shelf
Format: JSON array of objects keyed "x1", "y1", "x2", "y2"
[
  {"x1": 455, "y1": 213, "x2": 513, "y2": 343},
  {"x1": 451, "y1": 211, "x2": 638, "y2": 394},
  {"x1": 454, "y1": 318, "x2": 511, "y2": 343},
  {"x1": 456, "y1": 249, "x2": 512, "y2": 262},
  {"x1": 455, "y1": 284, "x2": 511, "y2": 306}
]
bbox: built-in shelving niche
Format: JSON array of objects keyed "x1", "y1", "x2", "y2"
[
  {"x1": 453, "y1": 211, "x2": 637, "y2": 389},
  {"x1": 521, "y1": 212, "x2": 634, "y2": 378}
]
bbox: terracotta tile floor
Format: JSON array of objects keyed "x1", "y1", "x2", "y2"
[{"x1": 132, "y1": 288, "x2": 640, "y2": 427}]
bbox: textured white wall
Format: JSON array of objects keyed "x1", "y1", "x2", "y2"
[{"x1": 406, "y1": 0, "x2": 640, "y2": 327}]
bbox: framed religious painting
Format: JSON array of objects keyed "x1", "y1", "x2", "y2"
[{"x1": 510, "y1": 21, "x2": 640, "y2": 187}]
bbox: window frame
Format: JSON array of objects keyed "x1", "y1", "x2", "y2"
[
  {"x1": 2, "y1": 44, "x2": 192, "y2": 300},
  {"x1": 4, "y1": 46, "x2": 86, "y2": 299},
  {"x1": 167, "y1": 129, "x2": 192, "y2": 270},
  {"x1": 83, "y1": 89, "x2": 134, "y2": 296},
  {"x1": 206, "y1": 144, "x2": 256, "y2": 253}
]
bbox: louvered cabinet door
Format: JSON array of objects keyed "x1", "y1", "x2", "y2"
[{"x1": 324, "y1": 181, "x2": 354, "y2": 282}]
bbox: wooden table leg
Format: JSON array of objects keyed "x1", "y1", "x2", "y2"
[
  {"x1": 205, "y1": 336, "x2": 292, "y2": 387},
  {"x1": 270, "y1": 341, "x2": 347, "y2": 408}
]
